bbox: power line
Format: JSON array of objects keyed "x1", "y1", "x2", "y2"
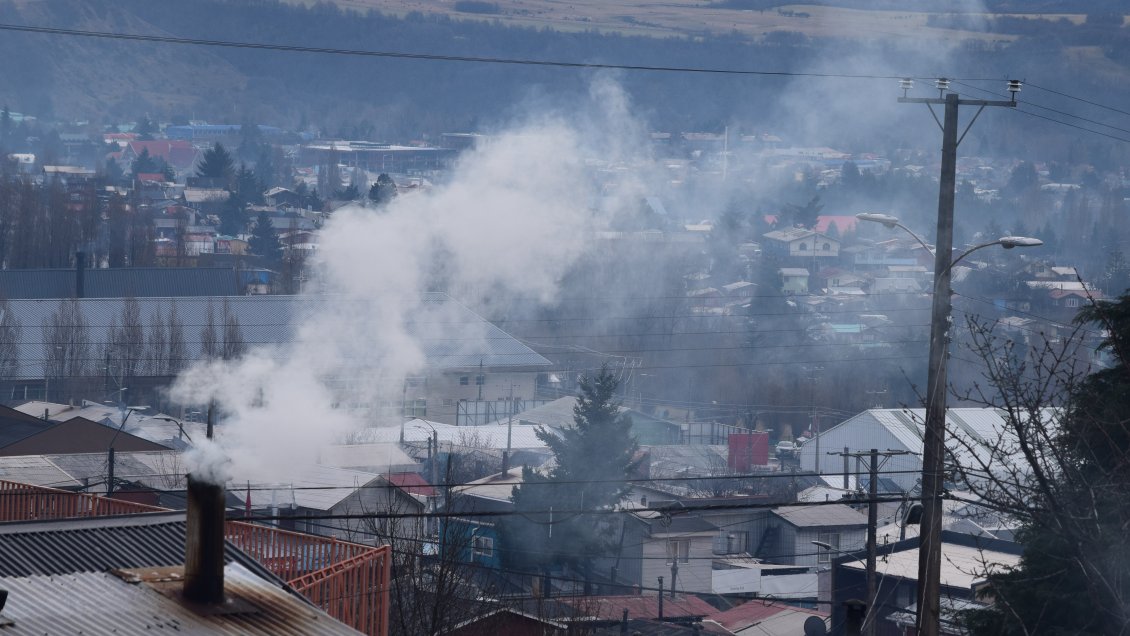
[
  {"x1": 0, "y1": 21, "x2": 998, "y2": 81},
  {"x1": 1026, "y1": 81, "x2": 1130, "y2": 120}
]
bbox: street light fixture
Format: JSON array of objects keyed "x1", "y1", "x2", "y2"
[
  {"x1": 855, "y1": 213, "x2": 935, "y2": 256},
  {"x1": 106, "y1": 404, "x2": 150, "y2": 496},
  {"x1": 859, "y1": 212, "x2": 1040, "y2": 636}
]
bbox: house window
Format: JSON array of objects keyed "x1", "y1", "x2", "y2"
[
  {"x1": 666, "y1": 539, "x2": 690, "y2": 564},
  {"x1": 459, "y1": 376, "x2": 469, "y2": 386},
  {"x1": 798, "y1": 242, "x2": 808, "y2": 252},
  {"x1": 823, "y1": 243, "x2": 831, "y2": 251},
  {"x1": 816, "y1": 532, "x2": 841, "y2": 563},
  {"x1": 1066, "y1": 297, "x2": 1080, "y2": 308},
  {"x1": 403, "y1": 399, "x2": 426, "y2": 418},
  {"x1": 472, "y1": 535, "x2": 494, "y2": 559},
  {"x1": 475, "y1": 375, "x2": 485, "y2": 386}
]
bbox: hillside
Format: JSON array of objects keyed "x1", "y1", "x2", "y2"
[{"x1": 0, "y1": 0, "x2": 1127, "y2": 148}]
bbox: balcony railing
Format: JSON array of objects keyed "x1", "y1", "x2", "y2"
[{"x1": 0, "y1": 479, "x2": 390, "y2": 636}]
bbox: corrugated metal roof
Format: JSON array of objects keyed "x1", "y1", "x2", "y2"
[
  {"x1": 231, "y1": 464, "x2": 384, "y2": 512},
  {"x1": 0, "y1": 562, "x2": 361, "y2": 635},
  {"x1": 0, "y1": 455, "x2": 81, "y2": 488},
  {"x1": 354, "y1": 420, "x2": 553, "y2": 450},
  {"x1": 0, "y1": 267, "x2": 240, "y2": 299},
  {"x1": 0, "y1": 451, "x2": 182, "y2": 491},
  {"x1": 708, "y1": 598, "x2": 826, "y2": 633},
  {"x1": 830, "y1": 408, "x2": 1057, "y2": 471},
  {"x1": 772, "y1": 504, "x2": 867, "y2": 528},
  {"x1": 839, "y1": 541, "x2": 1019, "y2": 590},
  {"x1": 3, "y1": 292, "x2": 549, "y2": 379},
  {"x1": 0, "y1": 512, "x2": 279, "y2": 578}
]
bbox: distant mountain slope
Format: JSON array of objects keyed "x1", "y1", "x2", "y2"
[{"x1": 0, "y1": 0, "x2": 1126, "y2": 145}]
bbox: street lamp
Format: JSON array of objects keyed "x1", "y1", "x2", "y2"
[
  {"x1": 106, "y1": 404, "x2": 149, "y2": 496},
  {"x1": 813, "y1": 540, "x2": 875, "y2": 636},
  {"x1": 858, "y1": 213, "x2": 1040, "y2": 636},
  {"x1": 855, "y1": 213, "x2": 935, "y2": 256}
]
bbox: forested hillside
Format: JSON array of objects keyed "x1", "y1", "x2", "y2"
[{"x1": 0, "y1": 0, "x2": 1126, "y2": 152}]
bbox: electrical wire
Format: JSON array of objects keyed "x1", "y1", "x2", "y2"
[{"x1": 0, "y1": 21, "x2": 1001, "y2": 82}]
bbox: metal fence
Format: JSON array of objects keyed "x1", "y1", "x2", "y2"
[{"x1": 0, "y1": 479, "x2": 391, "y2": 636}]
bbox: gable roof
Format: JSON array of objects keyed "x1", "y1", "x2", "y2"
[
  {"x1": 0, "y1": 415, "x2": 53, "y2": 449},
  {"x1": 0, "y1": 416, "x2": 169, "y2": 457},
  {"x1": 763, "y1": 227, "x2": 839, "y2": 244},
  {"x1": 124, "y1": 140, "x2": 199, "y2": 171},
  {"x1": 772, "y1": 503, "x2": 868, "y2": 528},
  {"x1": 707, "y1": 598, "x2": 827, "y2": 633},
  {"x1": 385, "y1": 471, "x2": 437, "y2": 497}
]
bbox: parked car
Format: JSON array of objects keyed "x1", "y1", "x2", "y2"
[{"x1": 776, "y1": 440, "x2": 799, "y2": 458}]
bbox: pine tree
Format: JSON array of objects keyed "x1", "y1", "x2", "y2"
[
  {"x1": 368, "y1": 173, "x2": 398, "y2": 206},
  {"x1": 500, "y1": 367, "x2": 638, "y2": 570},
  {"x1": 247, "y1": 211, "x2": 283, "y2": 262},
  {"x1": 195, "y1": 142, "x2": 235, "y2": 188}
]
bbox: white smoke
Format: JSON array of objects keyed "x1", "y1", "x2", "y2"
[{"x1": 170, "y1": 84, "x2": 656, "y2": 482}]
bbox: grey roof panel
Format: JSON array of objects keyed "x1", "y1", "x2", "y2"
[
  {"x1": 773, "y1": 504, "x2": 868, "y2": 528},
  {"x1": 0, "y1": 512, "x2": 267, "y2": 577},
  {"x1": 0, "y1": 268, "x2": 240, "y2": 299},
  {"x1": 3, "y1": 292, "x2": 549, "y2": 379}
]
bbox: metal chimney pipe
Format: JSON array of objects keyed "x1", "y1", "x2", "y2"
[
  {"x1": 184, "y1": 474, "x2": 225, "y2": 604},
  {"x1": 75, "y1": 251, "x2": 85, "y2": 299}
]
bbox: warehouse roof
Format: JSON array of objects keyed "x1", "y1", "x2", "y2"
[
  {"x1": 0, "y1": 267, "x2": 240, "y2": 298},
  {"x1": 2, "y1": 292, "x2": 549, "y2": 379}
]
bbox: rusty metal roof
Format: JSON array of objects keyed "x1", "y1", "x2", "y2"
[{"x1": 0, "y1": 562, "x2": 361, "y2": 634}]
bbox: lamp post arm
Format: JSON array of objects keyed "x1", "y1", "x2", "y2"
[{"x1": 892, "y1": 221, "x2": 935, "y2": 257}]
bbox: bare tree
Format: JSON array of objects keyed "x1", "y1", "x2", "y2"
[
  {"x1": 43, "y1": 298, "x2": 92, "y2": 402},
  {"x1": 954, "y1": 313, "x2": 1130, "y2": 633},
  {"x1": 106, "y1": 297, "x2": 146, "y2": 382},
  {"x1": 0, "y1": 297, "x2": 21, "y2": 382},
  {"x1": 221, "y1": 299, "x2": 246, "y2": 360},
  {"x1": 147, "y1": 306, "x2": 168, "y2": 376},
  {"x1": 352, "y1": 474, "x2": 497, "y2": 636},
  {"x1": 167, "y1": 300, "x2": 187, "y2": 375},
  {"x1": 200, "y1": 300, "x2": 219, "y2": 359}
]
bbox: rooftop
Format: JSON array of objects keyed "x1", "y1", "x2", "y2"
[
  {"x1": 772, "y1": 503, "x2": 868, "y2": 528},
  {"x1": 0, "y1": 562, "x2": 361, "y2": 635},
  {"x1": 2, "y1": 293, "x2": 550, "y2": 379},
  {"x1": 840, "y1": 539, "x2": 1020, "y2": 590}
]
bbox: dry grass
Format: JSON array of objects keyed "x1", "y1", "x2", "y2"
[{"x1": 283, "y1": 1, "x2": 1091, "y2": 43}]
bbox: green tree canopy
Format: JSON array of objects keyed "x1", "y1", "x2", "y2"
[
  {"x1": 784, "y1": 195, "x2": 823, "y2": 229},
  {"x1": 499, "y1": 367, "x2": 638, "y2": 572},
  {"x1": 247, "y1": 211, "x2": 282, "y2": 262},
  {"x1": 368, "y1": 173, "x2": 398, "y2": 206},
  {"x1": 195, "y1": 142, "x2": 235, "y2": 187}
]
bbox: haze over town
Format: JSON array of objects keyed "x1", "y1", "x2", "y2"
[{"x1": 0, "y1": 1, "x2": 1125, "y2": 635}]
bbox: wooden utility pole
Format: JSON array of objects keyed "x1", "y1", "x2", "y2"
[
  {"x1": 898, "y1": 78, "x2": 1018, "y2": 636},
  {"x1": 829, "y1": 448, "x2": 913, "y2": 636}
]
